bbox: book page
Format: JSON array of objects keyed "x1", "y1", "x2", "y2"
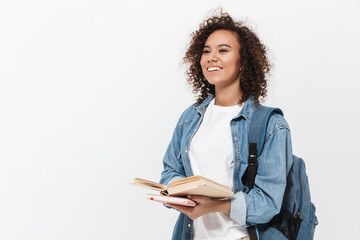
[
  {"x1": 168, "y1": 175, "x2": 202, "y2": 187},
  {"x1": 168, "y1": 175, "x2": 229, "y2": 189},
  {"x1": 167, "y1": 175, "x2": 234, "y2": 198},
  {"x1": 131, "y1": 178, "x2": 166, "y2": 191}
]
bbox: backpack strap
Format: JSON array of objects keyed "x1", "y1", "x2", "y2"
[
  {"x1": 248, "y1": 106, "x2": 284, "y2": 157},
  {"x1": 247, "y1": 106, "x2": 283, "y2": 240},
  {"x1": 247, "y1": 106, "x2": 283, "y2": 190}
]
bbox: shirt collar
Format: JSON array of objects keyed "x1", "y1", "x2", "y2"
[
  {"x1": 193, "y1": 94, "x2": 258, "y2": 122},
  {"x1": 234, "y1": 96, "x2": 258, "y2": 122},
  {"x1": 193, "y1": 95, "x2": 215, "y2": 114}
]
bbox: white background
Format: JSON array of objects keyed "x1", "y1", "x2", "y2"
[{"x1": 1, "y1": 0, "x2": 359, "y2": 239}]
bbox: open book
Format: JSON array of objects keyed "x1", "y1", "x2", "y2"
[{"x1": 131, "y1": 175, "x2": 234, "y2": 198}]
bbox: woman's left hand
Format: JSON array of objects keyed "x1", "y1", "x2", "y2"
[{"x1": 166, "y1": 195, "x2": 230, "y2": 220}]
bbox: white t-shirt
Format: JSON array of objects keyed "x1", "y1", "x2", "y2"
[{"x1": 189, "y1": 99, "x2": 248, "y2": 240}]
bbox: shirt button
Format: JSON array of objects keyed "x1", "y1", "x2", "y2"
[
  {"x1": 236, "y1": 162, "x2": 240, "y2": 166},
  {"x1": 185, "y1": 149, "x2": 188, "y2": 153},
  {"x1": 234, "y1": 137, "x2": 238, "y2": 141},
  {"x1": 187, "y1": 224, "x2": 191, "y2": 228}
]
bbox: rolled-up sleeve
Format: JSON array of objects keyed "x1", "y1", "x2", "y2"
[{"x1": 230, "y1": 191, "x2": 247, "y2": 226}]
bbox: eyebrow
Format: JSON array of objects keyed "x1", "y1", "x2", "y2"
[{"x1": 204, "y1": 44, "x2": 232, "y2": 48}]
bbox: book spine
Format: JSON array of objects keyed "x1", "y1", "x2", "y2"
[{"x1": 160, "y1": 190, "x2": 169, "y2": 196}]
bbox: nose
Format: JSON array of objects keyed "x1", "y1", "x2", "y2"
[{"x1": 208, "y1": 52, "x2": 218, "y2": 62}]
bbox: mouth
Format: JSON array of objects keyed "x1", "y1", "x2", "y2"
[{"x1": 207, "y1": 67, "x2": 223, "y2": 73}]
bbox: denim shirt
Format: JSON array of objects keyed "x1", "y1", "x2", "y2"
[{"x1": 160, "y1": 95, "x2": 293, "y2": 240}]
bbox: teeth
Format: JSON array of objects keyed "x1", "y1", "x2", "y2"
[{"x1": 208, "y1": 67, "x2": 221, "y2": 72}]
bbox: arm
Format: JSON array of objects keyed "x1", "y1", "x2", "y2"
[
  {"x1": 159, "y1": 111, "x2": 188, "y2": 186},
  {"x1": 230, "y1": 116, "x2": 293, "y2": 226}
]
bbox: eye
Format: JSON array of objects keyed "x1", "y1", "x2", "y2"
[
  {"x1": 219, "y1": 49, "x2": 228, "y2": 53},
  {"x1": 202, "y1": 49, "x2": 210, "y2": 54}
]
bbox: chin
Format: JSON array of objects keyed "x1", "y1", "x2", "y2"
[
  {"x1": 207, "y1": 80, "x2": 224, "y2": 86},
  {"x1": 205, "y1": 77, "x2": 221, "y2": 85}
]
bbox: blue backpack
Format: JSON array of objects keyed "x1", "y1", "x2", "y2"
[{"x1": 246, "y1": 106, "x2": 318, "y2": 240}]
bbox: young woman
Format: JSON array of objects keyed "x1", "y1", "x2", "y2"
[{"x1": 159, "y1": 11, "x2": 293, "y2": 240}]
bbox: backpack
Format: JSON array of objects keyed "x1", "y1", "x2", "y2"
[{"x1": 246, "y1": 106, "x2": 318, "y2": 240}]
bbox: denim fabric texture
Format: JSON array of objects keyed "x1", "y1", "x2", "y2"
[{"x1": 159, "y1": 95, "x2": 301, "y2": 240}]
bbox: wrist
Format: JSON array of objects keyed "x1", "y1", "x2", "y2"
[{"x1": 213, "y1": 199, "x2": 231, "y2": 215}]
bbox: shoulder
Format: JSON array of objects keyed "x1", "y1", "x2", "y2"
[
  {"x1": 265, "y1": 112, "x2": 290, "y2": 140},
  {"x1": 175, "y1": 103, "x2": 198, "y2": 129}
]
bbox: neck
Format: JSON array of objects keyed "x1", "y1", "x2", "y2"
[{"x1": 214, "y1": 81, "x2": 242, "y2": 106}]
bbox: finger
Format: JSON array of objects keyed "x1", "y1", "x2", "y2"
[
  {"x1": 168, "y1": 203, "x2": 190, "y2": 211},
  {"x1": 166, "y1": 203, "x2": 190, "y2": 214},
  {"x1": 166, "y1": 203, "x2": 196, "y2": 220},
  {"x1": 188, "y1": 195, "x2": 208, "y2": 202}
]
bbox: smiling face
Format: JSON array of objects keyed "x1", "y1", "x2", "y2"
[{"x1": 200, "y1": 29, "x2": 241, "y2": 89}]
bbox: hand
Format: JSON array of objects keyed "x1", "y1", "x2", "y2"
[{"x1": 166, "y1": 195, "x2": 230, "y2": 220}]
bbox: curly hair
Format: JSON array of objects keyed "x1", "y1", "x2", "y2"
[{"x1": 183, "y1": 11, "x2": 271, "y2": 105}]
